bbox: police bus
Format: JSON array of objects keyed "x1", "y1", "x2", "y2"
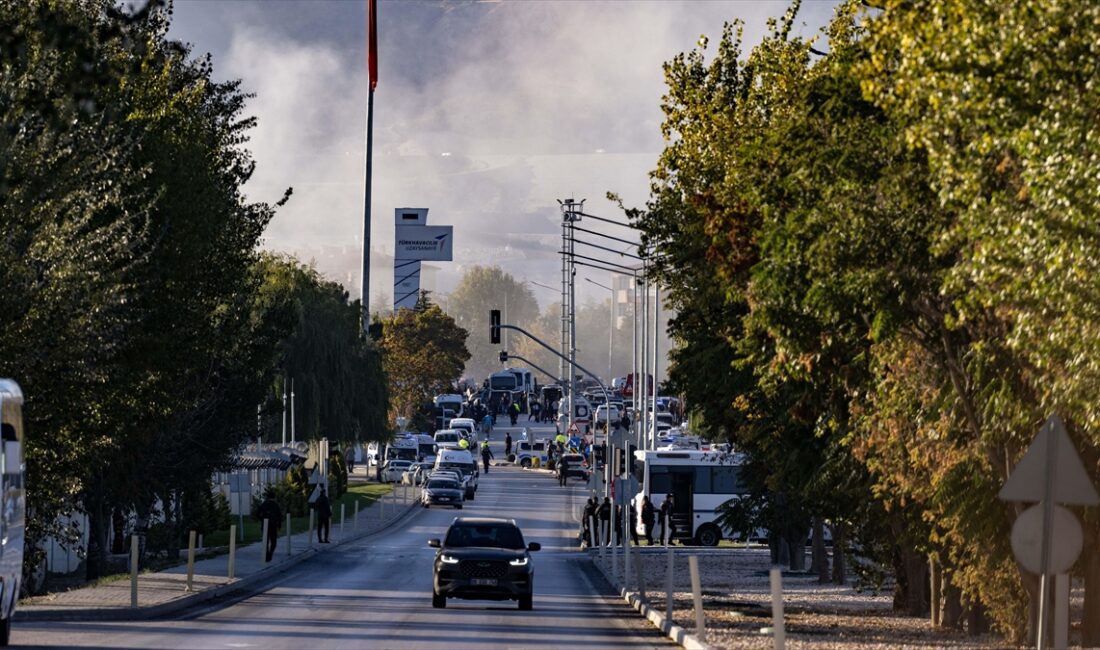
[
  {"x1": 632, "y1": 448, "x2": 749, "y2": 546},
  {"x1": 0, "y1": 380, "x2": 25, "y2": 645}
]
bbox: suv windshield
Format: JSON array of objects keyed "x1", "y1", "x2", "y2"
[{"x1": 445, "y1": 524, "x2": 525, "y2": 549}]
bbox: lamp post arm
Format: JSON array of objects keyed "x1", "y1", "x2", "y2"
[{"x1": 499, "y1": 324, "x2": 610, "y2": 416}]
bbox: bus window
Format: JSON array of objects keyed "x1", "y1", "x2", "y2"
[
  {"x1": 711, "y1": 465, "x2": 744, "y2": 494},
  {"x1": 693, "y1": 466, "x2": 712, "y2": 494},
  {"x1": 649, "y1": 466, "x2": 670, "y2": 495}
]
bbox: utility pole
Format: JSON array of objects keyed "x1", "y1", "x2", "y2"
[
  {"x1": 560, "y1": 198, "x2": 584, "y2": 432},
  {"x1": 290, "y1": 377, "x2": 296, "y2": 445},
  {"x1": 281, "y1": 380, "x2": 287, "y2": 447},
  {"x1": 360, "y1": 0, "x2": 379, "y2": 336}
]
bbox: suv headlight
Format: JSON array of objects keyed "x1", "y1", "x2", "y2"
[
  {"x1": 440, "y1": 554, "x2": 460, "y2": 564},
  {"x1": 509, "y1": 557, "x2": 528, "y2": 567}
]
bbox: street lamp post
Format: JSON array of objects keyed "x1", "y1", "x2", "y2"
[{"x1": 585, "y1": 277, "x2": 614, "y2": 389}]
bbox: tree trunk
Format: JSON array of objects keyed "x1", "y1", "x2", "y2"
[
  {"x1": 110, "y1": 508, "x2": 126, "y2": 554},
  {"x1": 930, "y1": 557, "x2": 941, "y2": 625},
  {"x1": 1083, "y1": 537, "x2": 1100, "y2": 645},
  {"x1": 787, "y1": 532, "x2": 806, "y2": 572},
  {"x1": 901, "y1": 546, "x2": 929, "y2": 616},
  {"x1": 831, "y1": 522, "x2": 846, "y2": 585},
  {"x1": 84, "y1": 478, "x2": 109, "y2": 581},
  {"x1": 811, "y1": 516, "x2": 828, "y2": 583},
  {"x1": 778, "y1": 535, "x2": 791, "y2": 568},
  {"x1": 966, "y1": 600, "x2": 990, "y2": 636},
  {"x1": 941, "y1": 578, "x2": 963, "y2": 628}
]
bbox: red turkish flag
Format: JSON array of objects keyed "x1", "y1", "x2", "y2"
[{"x1": 368, "y1": 0, "x2": 378, "y2": 90}]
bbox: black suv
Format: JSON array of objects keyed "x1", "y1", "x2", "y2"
[{"x1": 428, "y1": 517, "x2": 540, "y2": 610}]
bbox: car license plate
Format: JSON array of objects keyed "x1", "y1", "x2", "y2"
[
  {"x1": 439, "y1": 496, "x2": 450, "y2": 501},
  {"x1": 471, "y1": 578, "x2": 497, "y2": 586}
]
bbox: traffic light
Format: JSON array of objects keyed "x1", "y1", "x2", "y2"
[
  {"x1": 499, "y1": 350, "x2": 509, "y2": 364},
  {"x1": 490, "y1": 309, "x2": 501, "y2": 344}
]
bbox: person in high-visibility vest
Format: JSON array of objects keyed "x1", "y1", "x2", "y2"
[{"x1": 458, "y1": 437, "x2": 469, "y2": 450}]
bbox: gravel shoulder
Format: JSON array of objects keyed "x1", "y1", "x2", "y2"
[{"x1": 624, "y1": 547, "x2": 1011, "y2": 649}]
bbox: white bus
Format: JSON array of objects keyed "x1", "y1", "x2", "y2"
[
  {"x1": 0, "y1": 380, "x2": 24, "y2": 644},
  {"x1": 632, "y1": 449, "x2": 749, "y2": 546}
]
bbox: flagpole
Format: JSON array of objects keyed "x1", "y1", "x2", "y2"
[{"x1": 361, "y1": 0, "x2": 378, "y2": 336}]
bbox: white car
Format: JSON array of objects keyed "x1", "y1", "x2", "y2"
[
  {"x1": 434, "y1": 429, "x2": 463, "y2": 450},
  {"x1": 449, "y1": 418, "x2": 476, "y2": 439},
  {"x1": 382, "y1": 459, "x2": 413, "y2": 483},
  {"x1": 594, "y1": 404, "x2": 621, "y2": 426}
]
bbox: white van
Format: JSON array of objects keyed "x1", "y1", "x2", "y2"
[
  {"x1": 434, "y1": 448, "x2": 479, "y2": 497},
  {"x1": 433, "y1": 429, "x2": 463, "y2": 451}
]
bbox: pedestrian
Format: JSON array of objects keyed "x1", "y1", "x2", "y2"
[
  {"x1": 558, "y1": 454, "x2": 569, "y2": 487},
  {"x1": 659, "y1": 493, "x2": 677, "y2": 545},
  {"x1": 598, "y1": 497, "x2": 612, "y2": 546},
  {"x1": 620, "y1": 411, "x2": 631, "y2": 431},
  {"x1": 482, "y1": 413, "x2": 493, "y2": 434},
  {"x1": 504, "y1": 431, "x2": 513, "y2": 457},
  {"x1": 529, "y1": 401, "x2": 540, "y2": 422},
  {"x1": 315, "y1": 486, "x2": 332, "y2": 543},
  {"x1": 549, "y1": 401, "x2": 558, "y2": 423},
  {"x1": 257, "y1": 488, "x2": 282, "y2": 562},
  {"x1": 583, "y1": 497, "x2": 598, "y2": 547},
  {"x1": 640, "y1": 495, "x2": 656, "y2": 545},
  {"x1": 547, "y1": 440, "x2": 556, "y2": 464},
  {"x1": 480, "y1": 440, "x2": 494, "y2": 473},
  {"x1": 509, "y1": 402, "x2": 520, "y2": 426}
]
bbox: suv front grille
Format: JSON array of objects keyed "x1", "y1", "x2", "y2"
[{"x1": 459, "y1": 560, "x2": 508, "y2": 579}]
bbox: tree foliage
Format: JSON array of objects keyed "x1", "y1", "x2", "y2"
[{"x1": 630, "y1": 0, "x2": 1100, "y2": 642}]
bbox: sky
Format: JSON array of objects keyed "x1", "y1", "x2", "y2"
[{"x1": 167, "y1": 0, "x2": 838, "y2": 310}]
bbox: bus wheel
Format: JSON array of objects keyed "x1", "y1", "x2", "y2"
[{"x1": 695, "y1": 524, "x2": 721, "y2": 547}]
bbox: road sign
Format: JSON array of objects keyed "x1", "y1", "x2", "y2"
[
  {"x1": 395, "y1": 225, "x2": 454, "y2": 261},
  {"x1": 568, "y1": 423, "x2": 580, "y2": 436},
  {"x1": 309, "y1": 467, "x2": 323, "y2": 485},
  {"x1": 1011, "y1": 504, "x2": 1082, "y2": 575},
  {"x1": 999, "y1": 414, "x2": 1100, "y2": 505}
]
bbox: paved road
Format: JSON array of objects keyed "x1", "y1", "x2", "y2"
[{"x1": 16, "y1": 428, "x2": 671, "y2": 649}]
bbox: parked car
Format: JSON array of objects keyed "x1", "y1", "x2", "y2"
[
  {"x1": 512, "y1": 439, "x2": 549, "y2": 468},
  {"x1": 405, "y1": 461, "x2": 435, "y2": 486},
  {"x1": 429, "y1": 517, "x2": 540, "y2": 610},
  {"x1": 382, "y1": 459, "x2": 413, "y2": 483},
  {"x1": 422, "y1": 477, "x2": 464, "y2": 509}
]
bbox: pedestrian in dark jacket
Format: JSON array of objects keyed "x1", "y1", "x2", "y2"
[
  {"x1": 257, "y1": 489, "x2": 282, "y2": 562},
  {"x1": 529, "y1": 401, "x2": 540, "y2": 421},
  {"x1": 582, "y1": 497, "x2": 598, "y2": 547},
  {"x1": 315, "y1": 486, "x2": 332, "y2": 543},
  {"x1": 558, "y1": 455, "x2": 569, "y2": 487},
  {"x1": 659, "y1": 493, "x2": 676, "y2": 545},
  {"x1": 480, "y1": 441, "x2": 494, "y2": 473},
  {"x1": 598, "y1": 497, "x2": 612, "y2": 546},
  {"x1": 640, "y1": 495, "x2": 656, "y2": 545},
  {"x1": 629, "y1": 500, "x2": 640, "y2": 545},
  {"x1": 614, "y1": 504, "x2": 623, "y2": 546},
  {"x1": 504, "y1": 432, "x2": 513, "y2": 457}
]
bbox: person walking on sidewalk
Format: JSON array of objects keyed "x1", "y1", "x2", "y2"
[
  {"x1": 258, "y1": 489, "x2": 282, "y2": 562},
  {"x1": 582, "y1": 497, "x2": 598, "y2": 547},
  {"x1": 504, "y1": 431, "x2": 513, "y2": 457},
  {"x1": 659, "y1": 493, "x2": 677, "y2": 545},
  {"x1": 315, "y1": 486, "x2": 332, "y2": 543},
  {"x1": 557, "y1": 454, "x2": 569, "y2": 487}
]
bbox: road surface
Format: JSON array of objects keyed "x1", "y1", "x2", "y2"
[{"x1": 16, "y1": 429, "x2": 671, "y2": 649}]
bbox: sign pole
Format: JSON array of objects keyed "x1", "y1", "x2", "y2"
[{"x1": 1036, "y1": 424, "x2": 1058, "y2": 650}]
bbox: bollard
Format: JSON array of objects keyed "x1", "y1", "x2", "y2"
[
  {"x1": 666, "y1": 542, "x2": 674, "y2": 622},
  {"x1": 286, "y1": 513, "x2": 292, "y2": 556},
  {"x1": 186, "y1": 530, "x2": 197, "y2": 592},
  {"x1": 690, "y1": 556, "x2": 707, "y2": 644},
  {"x1": 198, "y1": 533, "x2": 204, "y2": 552},
  {"x1": 611, "y1": 530, "x2": 619, "y2": 586},
  {"x1": 130, "y1": 534, "x2": 139, "y2": 607},
  {"x1": 228, "y1": 525, "x2": 237, "y2": 580},
  {"x1": 309, "y1": 510, "x2": 315, "y2": 547},
  {"x1": 381, "y1": 492, "x2": 386, "y2": 522},
  {"x1": 261, "y1": 519, "x2": 269, "y2": 563},
  {"x1": 340, "y1": 503, "x2": 346, "y2": 541},
  {"x1": 623, "y1": 502, "x2": 632, "y2": 588},
  {"x1": 354, "y1": 500, "x2": 360, "y2": 530},
  {"x1": 633, "y1": 548, "x2": 647, "y2": 600},
  {"x1": 769, "y1": 566, "x2": 783, "y2": 649}
]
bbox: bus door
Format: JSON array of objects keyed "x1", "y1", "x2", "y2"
[{"x1": 669, "y1": 469, "x2": 693, "y2": 541}]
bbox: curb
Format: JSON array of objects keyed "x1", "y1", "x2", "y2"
[
  {"x1": 589, "y1": 552, "x2": 711, "y2": 650},
  {"x1": 17, "y1": 496, "x2": 424, "y2": 622}
]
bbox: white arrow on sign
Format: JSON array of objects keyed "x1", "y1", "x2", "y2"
[{"x1": 998, "y1": 414, "x2": 1100, "y2": 505}]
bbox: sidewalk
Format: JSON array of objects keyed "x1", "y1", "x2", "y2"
[{"x1": 17, "y1": 481, "x2": 424, "y2": 622}]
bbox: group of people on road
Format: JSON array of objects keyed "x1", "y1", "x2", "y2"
[{"x1": 580, "y1": 493, "x2": 678, "y2": 548}]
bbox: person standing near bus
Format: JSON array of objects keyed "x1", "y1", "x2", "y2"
[
  {"x1": 659, "y1": 493, "x2": 677, "y2": 545},
  {"x1": 640, "y1": 495, "x2": 656, "y2": 545}
]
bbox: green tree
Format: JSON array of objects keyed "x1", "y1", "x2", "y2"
[
  {"x1": 446, "y1": 266, "x2": 538, "y2": 381},
  {"x1": 381, "y1": 299, "x2": 470, "y2": 426}
]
